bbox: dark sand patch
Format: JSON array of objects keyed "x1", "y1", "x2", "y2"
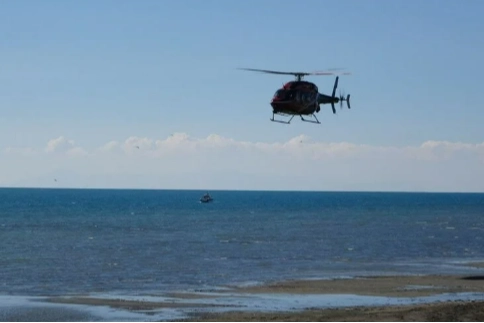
[
  {"x1": 226, "y1": 275, "x2": 484, "y2": 297},
  {"x1": 187, "y1": 300, "x2": 484, "y2": 322}
]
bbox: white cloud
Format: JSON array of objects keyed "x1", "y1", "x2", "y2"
[
  {"x1": 66, "y1": 147, "x2": 89, "y2": 157},
  {"x1": 2, "y1": 133, "x2": 484, "y2": 192},
  {"x1": 45, "y1": 136, "x2": 76, "y2": 153},
  {"x1": 99, "y1": 140, "x2": 120, "y2": 152},
  {"x1": 43, "y1": 135, "x2": 89, "y2": 157},
  {"x1": 416, "y1": 140, "x2": 484, "y2": 161},
  {"x1": 122, "y1": 136, "x2": 154, "y2": 153}
]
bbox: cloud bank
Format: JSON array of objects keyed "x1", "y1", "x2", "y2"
[{"x1": 2, "y1": 133, "x2": 484, "y2": 192}]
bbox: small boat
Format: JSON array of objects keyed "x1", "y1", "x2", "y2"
[{"x1": 200, "y1": 192, "x2": 213, "y2": 203}]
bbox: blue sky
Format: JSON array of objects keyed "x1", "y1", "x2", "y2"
[{"x1": 1, "y1": 0, "x2": 484, "y2": 191}]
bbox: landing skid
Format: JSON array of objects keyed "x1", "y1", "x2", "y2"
[
  {"x1": 270, "y1": 114, "x2": 294, "y2": 124},
  {"x1": 270, "y1": 112, "x2": 320, "y2": 124},
  {"x1": 300, "y1": 114, "x2": 320, "y2": 124}
]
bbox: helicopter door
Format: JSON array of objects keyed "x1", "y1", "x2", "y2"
[{"x1": 299, "y1": 92, "x2": 313, "y2": 103}]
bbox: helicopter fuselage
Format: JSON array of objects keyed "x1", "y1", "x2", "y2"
[{"x1": 270, "y1": 81, "x2": 339, "y2": 116}]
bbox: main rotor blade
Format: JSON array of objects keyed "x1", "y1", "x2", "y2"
[
  {"x1": 238, "y1": 68, "x2": 310, "y2": 76},
  {"x1": 238, "y1": 67, "x2": 343, "y2": 77},
  {"x1": 314, "y1": 70, "x2": 351, "y2": 76},
  {"x1": 310, "y1": 71, "x2": 336, "y2": 75}
]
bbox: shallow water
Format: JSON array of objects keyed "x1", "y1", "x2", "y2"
[{"x1": 3, "y1": 291, "x2": 484, "y2": 322}]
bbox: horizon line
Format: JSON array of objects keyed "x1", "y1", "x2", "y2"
[{"x1": 1, "y1": 186, "x2": 483, "y2": 194}]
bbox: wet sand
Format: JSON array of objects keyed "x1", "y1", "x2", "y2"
[
  {"x1": 190, "y1": 300, "x2": 484, "y2": 322},
  {"x1": 190, "y1": 273, "x2": 484, "y2": 321},
  {"x1": 228, "y1": 274, "x2": 484, "y2": 298},
  {"x1": 38, "y1": 272, "x2": 484, "y2": 321}
]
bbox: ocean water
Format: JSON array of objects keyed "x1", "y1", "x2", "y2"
[
  {"x1": 0, "y1": 188, "x2": 484, "y2": 322},
  {"x1": 1, "y1": 188, "x2": 484, "y2": 299}
]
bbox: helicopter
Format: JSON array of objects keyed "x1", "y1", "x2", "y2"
[{"x1": 239, "y1": 68, "x2": 352, "y2": 124}]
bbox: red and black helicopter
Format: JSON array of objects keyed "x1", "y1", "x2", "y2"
[{"x1": 239, "y1": 68, "x2": 351, "y2": 124}]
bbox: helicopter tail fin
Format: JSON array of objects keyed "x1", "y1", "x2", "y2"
[
  {"x1": 331, "y1": 76, "x2": 339, "y2": 98},
  {"x1": 330, "y1": 76, "x2": 339, "y2": 114}
]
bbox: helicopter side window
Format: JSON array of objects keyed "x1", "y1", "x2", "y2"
[{"x1": 274, "y1": 89, "x2": 286, "y2": 99}]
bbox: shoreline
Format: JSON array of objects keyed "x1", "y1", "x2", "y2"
[
  {"x1": 225, "y1": 273, "x2": 484, "y2": 297},
  {"x1": 25, "y1": 273, "x2": 483, "y2": 321},
  {"x1": 2, "y1": 273, "x2": 484, "y2": 321}
]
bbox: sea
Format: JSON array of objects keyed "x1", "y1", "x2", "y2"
[{"x1": 1, "y1": 188, "x2": 484, "y2": 321}]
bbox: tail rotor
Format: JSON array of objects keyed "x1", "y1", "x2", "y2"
[{"x1": 338, "y1": 90, "x2": 351, "y2": 110}]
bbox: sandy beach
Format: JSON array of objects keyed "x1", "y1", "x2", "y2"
[
  {"x1": 32, "y1": 272, "x2": 484, "y2": 321},
  {"x1": 191, "y1": 273, "x2": 484, "y2": 321},
  {"x1": 190, "y1": 300, "x2": 484, "y2": 321},
  {"x1": 228, "y1": 273, "x2": 484, "y2": 298}
]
